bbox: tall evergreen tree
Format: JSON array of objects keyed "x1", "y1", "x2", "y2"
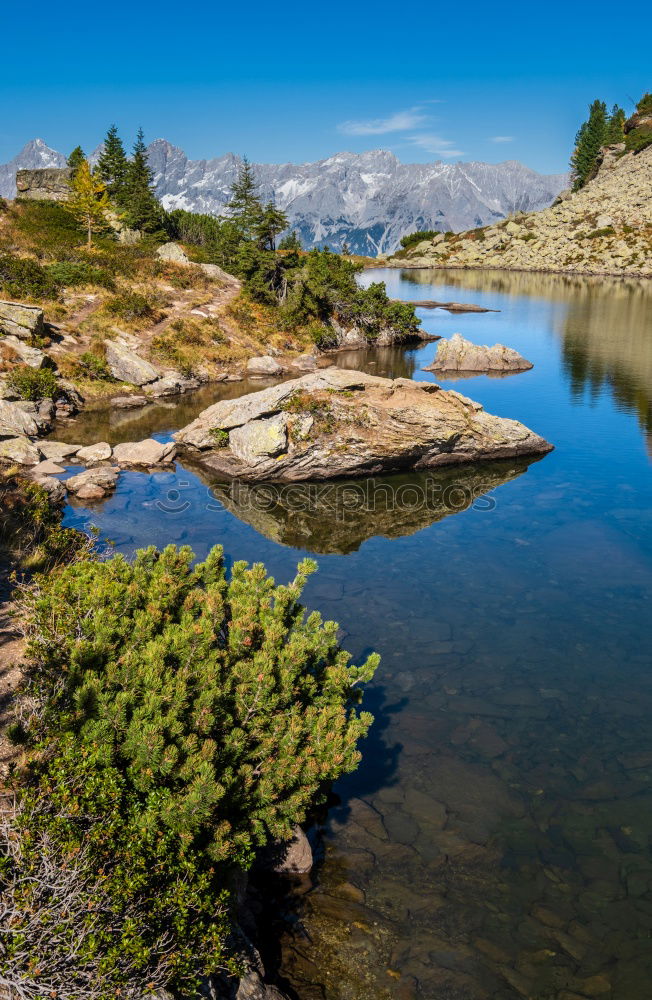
[
  {"x1": 66, "y1": 146, "x2": 85, "y2": 176},
  {"x1": 97, "y1": 124, "x2": 128, "y2": 201},
  {"x1": 279, "y1": 230, "x2": 302, "y2": 252},
  {"x1": 605, "y1": 104, "x2": 626, "y2": 144},
  {"x1": 123, "y1": 127, "x2": 163, "y2": 232},
  {"x1": 228, "y1": 157, "x2": 263, "y2": 239},
  {"x1": 255, "y1": 201, "x2": 288, "y2": 251},
  {"x1": 570, "y1": 99, "x2": 607, "y2": 190}
]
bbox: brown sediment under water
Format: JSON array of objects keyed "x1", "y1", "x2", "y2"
[{"x1": 54, "y1": 269, "x2": 652, "y2": 999}]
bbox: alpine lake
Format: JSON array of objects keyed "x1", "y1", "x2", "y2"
[{"x1": 51, "y1": 269, "x2": 652, "y2": 1000}]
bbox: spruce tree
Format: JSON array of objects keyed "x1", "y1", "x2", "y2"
[
  {"x1": 570, "y1": 99, "x2": 607, "y2": 190},
  {"x1": 64, "y1": 158, "x2": 111, "y2": 248},
  {"x1": 66, "y1": 146, "x2": 85, "y2": 176},
  {"x1": 123, "y1": 127, "x2": 163, "y2": 232},
  {"x1": 228, "y1": 157, "x2": 263, "y2": 239},
  {"x1": 255, "y1": 201, "x2": 288, "y2": 250},
  {"x1": 97, "y1": 124, "x2": 128, "y2": 201},
  {"x1": 279, "y1": 230, "x2": 302, "y2": 252},
  {"x1": 605, "y1": 104, "x2": 626, "y2": 144}
]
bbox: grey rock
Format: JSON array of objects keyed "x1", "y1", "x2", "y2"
[
  {"x1": 15, "y1": 166, "x2": 73, "y2": 201},
  {"x1": 65, "y1": 466, "x2": 119, "y2": 497},
  {"x1": 246, "y1": 356, "x2": 284, "y2": 377},
  {"x1": 424, "y1": 333, "x2": 533, "y2": 374},
  {"x1": 156, "y1": 242, "x2": 190, "y2": 264},
  {"x1": 176, "y1": 366, "x2": 552, "y2": 481},
  {"x1": 76, "y1": 441, "x2": 112, "y2": 463},
  {"x1": 30, "y1": 459, "x2": 65, "y2": 475},
  {"x1": 0, "y1": 400, "x2": 40, "y2": 438},
  {"x1": 1, "y1": 335, "x2": 54, "y2": 369},
  {"x1": 30, "y1": 474, "x2": 66, "y2": 503},
  {"x1": 289, "y1": 353, "x2": 319, "y2": 372},
  {"x1": 39, "y1": 440, "x2": 82, "y2": 461},
  {"x1": 146, "y1": 373, "x2": 200, "y2": 397},
  {"x1": 0, "y1": 436, "x2": 41, "y2": 464},
  {"x1": 199, "y1": 262, "x2": 241, "y2": 285},
  {"x1": 271, "y1": 826, "x2": 313, "y2": 875},
  {"x1": 596, "y1": 214, "x2": 614, "y2": 228},
  {"x1": 112, "y1": 438, "x2": 176, "y2": 466},
  {"x1": 104, "y1": 341, "x2": 159, "y2": 385},
  {"x1": 0, "y1": 300, "x2": 45, "y2": 340}
]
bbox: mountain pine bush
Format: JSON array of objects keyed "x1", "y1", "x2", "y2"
[{"x1": 2, "y1": 544, "x2": 378, "y2": 997}]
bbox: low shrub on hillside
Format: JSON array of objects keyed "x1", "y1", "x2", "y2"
[
  {"x1": 76, "y1": 349, "x2": 113, "y2": 380},
  {"x1": 0, "y1": 252, "x2": 59, "y2": 300},
  {"x1": 2, "y1": 545, "x2": 378, "y2": 997},
  {"x1": 0, "y1": 471, "x2": 89, "y2": 571},
  {"x1": 7, "y1": 364, "x2": 59, "y2": 401},
  {"x1": 625, "y1": 126, "x2": 652, "y2": 154},
  {"x1": 103, "y1": 289, "x2": 162, "y2": 324},
  {"x1": 46, "y1": 259, "x2": 116, "y2": 290}
]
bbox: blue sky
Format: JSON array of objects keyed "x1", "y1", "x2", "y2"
[{"x1": 1, "y1": 0, "x2": 649, "y2": 174}]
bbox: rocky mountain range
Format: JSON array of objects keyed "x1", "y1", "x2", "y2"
[{"x1": 0, "y1": 138, "x2": 568, "y2": 255}]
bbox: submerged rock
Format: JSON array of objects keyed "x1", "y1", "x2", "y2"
[
  {"x1": 424, "y1": 333, "x2": 533, "y2": 374},
  {"x1": 64, "y1": 466, "x2": 119, "y2": 500},
  {"x1": 174, "y1": 366, "x2": 552, "y2": 482}
]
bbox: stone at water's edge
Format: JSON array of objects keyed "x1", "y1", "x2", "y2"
[
  {"x1": 112, "y1": 439, "x2": 176, "y2": 466},
  {"x1": 0, "y1": 436, "x2": 41, "y2": 465},
  {"x1": 246, "y1": 355, "x2": 285, "y2": 376},
  {"x1": 104, "y1": 340, "x2": 159, "y2": 386},
  {"x1": 174, "y1": 366, "x2": 553, "y2": 482},
  {"x1": 424, "y1": 333, "x2": 533, "y2": 374},
  {"x1": 0, "y1": 400, "x2": 40, "y2": 438},
  {"x1": 76, "y1": 441, "x2": 112, "y2": 464}
]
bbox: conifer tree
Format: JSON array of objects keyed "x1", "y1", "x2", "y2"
[
  {"x1": 228, "y1": 157, "x2": 263, "y2": 239},
  {"x1": 255, "y1": 201, "x2": 288, "y2": 250},
  {"x1": 123, "y1": 127, "x2": 163, "y2": 232},
  {"x1": 66, "y1": 146, "x2": 85, "y2": 176},
  {"x1": 279, "y1": 230, "x2": 302, "y2": 252},
  {"x1": 605, "y1": 104, "x2": 626, "y2": 144},
  {"x1": 64, "y1": 158, "x2": 111, "y2": 248},
  {"x1": 97, "y1": 124, "x2": 128, "y2": 201},
  {"x1": 570, "y1": 99, "x2": 607, "y2": 190}
]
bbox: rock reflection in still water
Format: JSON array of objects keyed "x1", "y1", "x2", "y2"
[{"x1": 187, "y1": 458, "x2": 540, "y2": 555}]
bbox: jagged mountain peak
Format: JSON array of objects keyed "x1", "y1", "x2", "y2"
[{"x1": 0, "y1": 137, "x2": 568, "y2": 254}]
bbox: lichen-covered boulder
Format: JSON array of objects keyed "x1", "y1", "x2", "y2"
[
  {"x1": 0, "y1": 400, "x2": 40, "y2": 438},
  {"x1": 0, "y1": 300, "x2": 45, "y2": 340},
  {"x1": 1, "y1": 335, "x2": 54, "y2": 369},
  {"x1": 174, "y1": 366, "x2": 552, "y2": 482},
  {"x1": 104, "y1": 341, "x2": 159, "y2": 386},
  {"x1": 0, "y1": 436, "x2": 41, "y2": 464}
]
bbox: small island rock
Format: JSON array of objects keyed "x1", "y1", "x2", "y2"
[{"x1": 424, "y1": 333, "x2": 533, "y2": 374}]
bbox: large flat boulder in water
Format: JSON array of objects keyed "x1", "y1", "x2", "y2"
[
  {"x1": 174, "y1": 366, "x2": 552, "y2": 482},
  {"x1": 424, "y1": 333, "x2": 533, "y2": 374}
]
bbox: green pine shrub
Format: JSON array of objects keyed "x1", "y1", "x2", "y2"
[
  {"x1": 0, "y1": 471, "x2": 89, "y2": 571},
  {"x1": 0, "y1": 252, "x2": 59, "y2": 300},
  {"x1": 103, "y1": 290, "x2": 161, "y2": 324},
  {"x1": 399, "y1": 229, "x2": 439, "y2": 249},
  {"x1": 76, "y1": 350, "x2": 113, "y2": 380},
  {"x1": 6, "y1": 364, "x2": 59, "y2": 401},
  {"x1": 46, "y1": 260, "x2": 116, "y2": 290},
  {"x1": 3, "y1": 545, "x2": 378, "y2": 997}
]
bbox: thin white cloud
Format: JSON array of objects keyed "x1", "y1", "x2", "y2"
[
  {"x1": 338, "y1": 107, "x2": 428, "y2": 136},
  {"x1": 408, "y1": 133, "x2": 464, "y2": 158},
  {"x1": 490, "y1": 135, "x2": 514, "y2": 143}
]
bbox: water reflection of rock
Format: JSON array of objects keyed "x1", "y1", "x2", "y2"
[{"x1": 188, "y1": 459, "x2": 539, "y2": 554}]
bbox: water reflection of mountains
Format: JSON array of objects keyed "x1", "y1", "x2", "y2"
[
  {"x1": 189, "y1": 458, "x2": 541, "y2": 554},
  {"x1": 404, "y1": 268, "x2": 652, "y2": 440}
]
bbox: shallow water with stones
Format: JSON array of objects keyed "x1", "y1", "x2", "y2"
[{"x1": 54, "y1": 269, "x2": 652, "y2": 1000}]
